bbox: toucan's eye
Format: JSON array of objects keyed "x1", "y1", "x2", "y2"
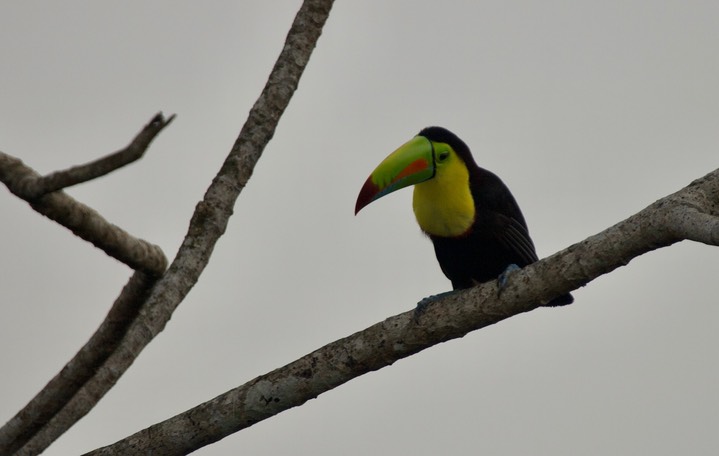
[{"x1": 438, "y1": 150, "x2": 450, "y2": 161}]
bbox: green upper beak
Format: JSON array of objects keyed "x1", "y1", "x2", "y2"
[{"x1": 355, "y1": 135, "x2": 436, "y2": 214}]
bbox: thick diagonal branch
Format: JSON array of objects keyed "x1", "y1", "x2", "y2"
[
  {"x1": 6, "y1": 1, "x2": 335, "y2": 455},
  {"x1": 85, "y1": 168, "x2": 719, "y2": 456}
]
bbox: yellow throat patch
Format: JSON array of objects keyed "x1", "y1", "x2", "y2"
[{"x1": 412, "y1": 144, "x2": 475, "y2": 237}]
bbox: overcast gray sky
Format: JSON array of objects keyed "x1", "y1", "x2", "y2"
[{"x1": 1, "y1": 1, "x2": 718, "y2": 455}]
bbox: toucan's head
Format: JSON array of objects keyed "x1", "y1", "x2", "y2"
[{"x1": 355, "y1": 126, "x2": 476, "y2": 215}]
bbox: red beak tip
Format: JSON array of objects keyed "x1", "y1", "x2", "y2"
[{"x1": 354, "y1": 178, "x2": 378, "y2": 215}]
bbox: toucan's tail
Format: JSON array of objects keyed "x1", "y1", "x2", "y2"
[{"x1": 546, "y1": 293, "x2": 574, "y2": 307}]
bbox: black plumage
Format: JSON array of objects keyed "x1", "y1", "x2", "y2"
[{"x1": 418, "y1": 127, "x2": 572, "y2": 306}]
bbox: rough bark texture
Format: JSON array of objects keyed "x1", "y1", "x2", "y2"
[
  {"x1": 86, "y1": 168, "x2": 719, "y2": 456},
  {"x1": 1, "y1": 1, "x2": 335, "y2": 455}
]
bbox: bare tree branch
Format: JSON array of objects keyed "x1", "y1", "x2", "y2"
[
  {"x1": 0, "y1": 114, "x2": 172, "y2": 276},
  {"x1": 5, "y1": 1, "x2": 335, "y2": 454},
  {"x1": 84, "y1": 168, "x2": 719, "y2": 456},
  {"x1": 15, "y1": 113, "x2": 175, "y2": 198},
  {"x1": 0, "y1": 272, "x2": 155, "y2": 456}
]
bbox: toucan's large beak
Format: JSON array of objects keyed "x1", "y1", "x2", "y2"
[{"x1": 355, "y1": 136, "x2": 435, "y2": 214}]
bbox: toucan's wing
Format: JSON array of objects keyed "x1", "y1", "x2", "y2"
[
  {"x1": 493, "y1": 213, "x2": 539, "y2": 266},
  {"x1": 471, "y1": 167, "x2": 539, "y2": 267}
]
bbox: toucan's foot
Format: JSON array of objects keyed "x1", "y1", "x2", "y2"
[
  {"x1": 497, "y1": 264, "x2": 521, "y2": 294},
  {"x1": 414, "y1": 290, "x2": 456, "y2": 321}
]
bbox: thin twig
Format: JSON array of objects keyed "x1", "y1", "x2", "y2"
[
  {"x1": 0, "y1": 272, "x2": 156, "y2": 456},
  {"x1": 0, "y1": 153, "x2": 168, "y2": 276},
  {"x1": 84, "y1": 168, "x2": 719, "y2": 456},
  {"x1": 6, "y1": 1, "x2": 335, "y2": 454},
  {"x1": 19, "y1": 113, "x2": 175, "y2": 198}
]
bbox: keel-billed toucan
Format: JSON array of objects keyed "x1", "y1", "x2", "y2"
[{"x1": 355, "y1": 126, "x2": 573, "y2": 307}]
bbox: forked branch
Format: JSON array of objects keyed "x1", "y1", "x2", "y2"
[{"x1": 0, "y1": 114, "x2": 173, "y2": 276}]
